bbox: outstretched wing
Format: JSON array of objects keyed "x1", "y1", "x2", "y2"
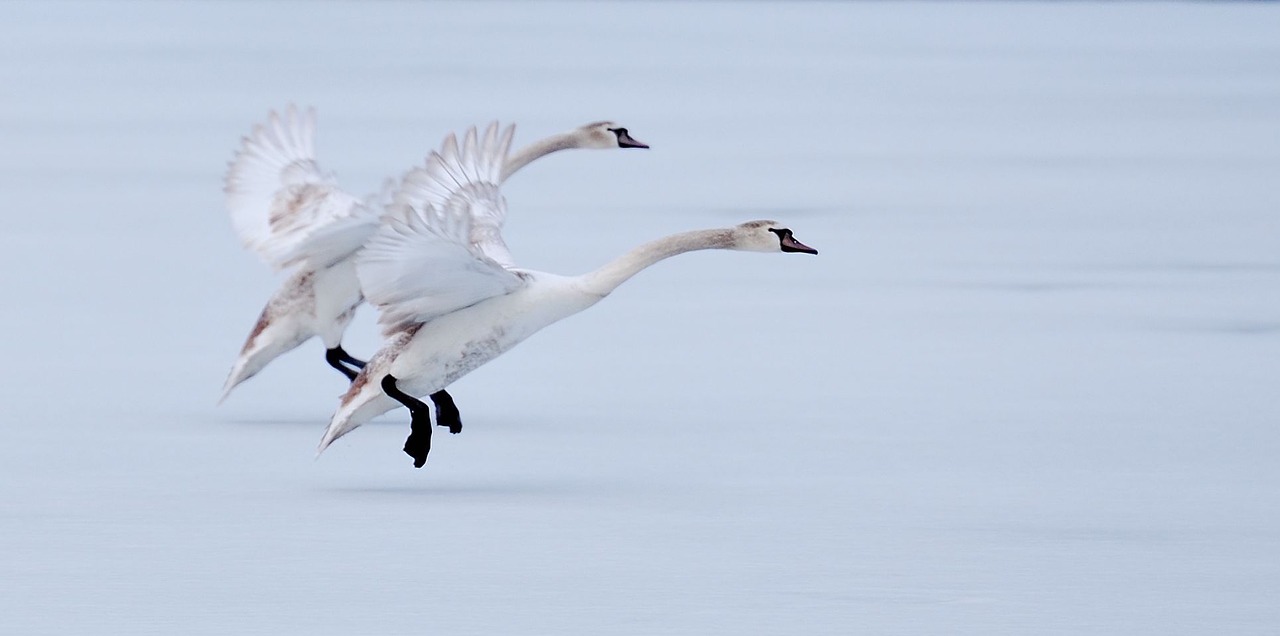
[
  {"x1": 357, "y1": 123, "x2": 523, "y2": 336},
  {"x1": 223, "y1": 105, "x2": 379, "y2": 270},
  {"x1": 391, "y1": 122, "x2": 517, "y2": 266}
]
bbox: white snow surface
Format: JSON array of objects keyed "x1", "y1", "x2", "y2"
[{"x1": 2, "y1": 2, "x2": 1279, "y2": 634}]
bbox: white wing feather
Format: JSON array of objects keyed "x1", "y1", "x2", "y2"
[
  {"x1": 358, "y1": 123, "x2": 522, "y2": 336},
  {"x1": 391, "y1": 122, "x2": 518, "y2": 266},
  {"x1": 224, "y1": 105, "x2": 379, "y2": 270}
]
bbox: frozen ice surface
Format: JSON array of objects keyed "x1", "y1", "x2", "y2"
[{"x1": 1, "y1": 1, "x2": 1279, "y2": 634}]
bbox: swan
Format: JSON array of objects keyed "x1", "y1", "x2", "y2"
[
  {"x1": 219, "y1": 105, "x2": 649, "y2": 403},
  {"x1": 316, "y1": 124, "x2": 817, "y2": 467}
]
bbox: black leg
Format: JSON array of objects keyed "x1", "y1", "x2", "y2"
[
  {"x1": 430, "y1": 390, "x2": 462, "y2": 434},
  {"x1": 325, "y1": 347, "x2": 359, "y2": 381},
  {"x1": 382, "y1": 374, "x2": 432, "y2": 468},
  {"x1": 334, "y1": 346, "x2": 366, "y2": 369}
]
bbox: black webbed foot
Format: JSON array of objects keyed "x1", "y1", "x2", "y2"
[
  {"x1": 403, "y1": 409, "x2": 432, "y2": 468},
  {"x1": 430, "y1": 390, "x2": 462, "y2": 435}
]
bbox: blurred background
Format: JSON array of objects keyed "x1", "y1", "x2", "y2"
[{"x1": 1, "y1": 2, "x2": 1278, "y2": 634}]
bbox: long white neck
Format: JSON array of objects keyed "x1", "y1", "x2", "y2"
[
  {"x1": 500, "y1": 131, "x2": 582, "y2": 182},
  {"x1": 576, "y1": 229, "x2": 735, "y2": 297}
]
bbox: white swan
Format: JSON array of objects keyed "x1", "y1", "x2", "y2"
[
  {"x1": 317, "y1": 124, "x2": 817, "y2": 467},
  {"x1": 219, "y1": 106, "x2": 648, "y2": 402}
]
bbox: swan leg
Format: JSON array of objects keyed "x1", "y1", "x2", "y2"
[
  {"x1": 382, "y1": 374, "x2": 432, "y2": 468},
  {"x1": 334, "y1": 346, "x2": 367, "y2": 369},
  {"x1": 430, "y1": 390, "x2": 462, "y2": 434},
  {"x1": 325, "y1": 347, "x2": 361, "y2": 381}
]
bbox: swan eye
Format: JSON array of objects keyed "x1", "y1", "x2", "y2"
[{"x1": 768, "y1": 227, "x2": 795, "y2": 249}]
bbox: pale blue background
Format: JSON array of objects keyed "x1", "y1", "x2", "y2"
[{"x1": 1, "y1": 2, "x2": 1278, "y2": 634}]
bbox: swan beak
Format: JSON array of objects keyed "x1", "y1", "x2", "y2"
[
  {"x1": 781, "y1": 235, "x2": 818, "y2": 255},
  {"x1": 616, "y1": 130, "x2": 649, "y2": 149}
]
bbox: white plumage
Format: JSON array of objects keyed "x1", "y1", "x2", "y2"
[
  {"x1": 360, "y1": 124, "x2": 523, "y2": 336},
  {"x1": 219, "y1": 108, "x2": 651, "y2": 402},
  {"x1": 317, "y1": 123, "x2": 816, "y2": 466},
  {"x1": 223, "y1": 105, "x2": 379, "y2": 271}
]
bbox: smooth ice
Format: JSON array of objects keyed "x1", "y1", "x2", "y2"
[{"x1": 1, "y1": 2, "x2": 1278, "y2": 634}]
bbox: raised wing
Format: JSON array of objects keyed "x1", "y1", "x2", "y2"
[
  {"x1": 223, "y1": 105, "x2": 379, "y2": 270},
  {"x1": 391, "y1": 122, "x2": 517, "y2": 266},
  {"x1": 358, "y1": 123, "x2": 522, "y2": 336}
]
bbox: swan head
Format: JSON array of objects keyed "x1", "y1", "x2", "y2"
[
  {"x1": 731, "y1": 220, "x2": 818, "y2": 255},
  {"x1": 577, "y1": 121, "x2": 649, "y2": 149}
]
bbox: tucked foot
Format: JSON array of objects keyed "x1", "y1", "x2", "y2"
[
  {"x1": 337, "y1": 348, "x2": 366, "y2": 369},
  {"x1": 325, "y1": 347, "x2": 360, "y2": 381},
  {"x1": 430, "y1": 390, "x2": 462, "y2": 435}
]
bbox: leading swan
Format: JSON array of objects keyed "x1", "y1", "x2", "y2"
[
  {"x1": 317, "y1": 124, "x2": 817, "y2": 467},
  {"x1": 219, "y1": 106, "x2": 648, "y2": 402}
]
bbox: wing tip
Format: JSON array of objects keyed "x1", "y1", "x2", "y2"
[{"x1": 225, "y1": 104, "x2": 321, "y2": 184}]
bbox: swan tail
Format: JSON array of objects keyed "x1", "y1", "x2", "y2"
[
  {"x1": 219, "y1": 355, "x2": 263, "y2": 404},
  {"x1": 317, "y1": 353, "x2": 398, "y2": 455},
  {"x1": 218, "y1": 302, "x2": 311, "y2": 404}
]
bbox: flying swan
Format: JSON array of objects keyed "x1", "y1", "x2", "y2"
[
  {"x1": 219, "y1": 105, "x2": 649, "y2": 404},
  {"x1": 317, "y1": 123, "x2": 817, "y2": 467}
]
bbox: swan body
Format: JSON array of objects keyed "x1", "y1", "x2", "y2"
[
  {"x1": 316, "y1": 125, "x2": 815, "y2": 466},
  {"x1": 219, "y1": 106, "x2": 648, "y2": 401},
  {"x1": 320, "y1": 272, "x2": 596, "y2": 447},
  {"x1": 221, "y1": 259, "x2": 363, "y2": 399}
]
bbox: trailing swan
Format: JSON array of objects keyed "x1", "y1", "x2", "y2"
[
  {"x1": 219, "y1": 105, "x2": 648, "y2": 403},
  {"x1": 317, "y1": 124, "x2": 816, "y2": 467}
]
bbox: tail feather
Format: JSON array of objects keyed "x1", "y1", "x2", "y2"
[
  {"x1": 217, "y1": 342, "x2": 286, "y2": 404},
  {"x1": 217, "y1": 307, "x2": 311, "y2": 404},
  {"x1": 218, "y1": 365, "x2": 249, "y2": 405},
  {"x1": 316, "y1": 351, "x2": 399, "y2": 456}
]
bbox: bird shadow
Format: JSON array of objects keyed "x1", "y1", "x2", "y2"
[
  {"x1": 325, "y1": 479, "x2": 583, "y2": 499},
  {"x1": 225, "y1": 417, "x2": 407, "y2": 428}
]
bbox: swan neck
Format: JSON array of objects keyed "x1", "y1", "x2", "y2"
[
  {"x1": 500, "y1": 131, "x2": 579, "y2": 182},
  {"x1": 578, "y1": 229, "x2": 734, "y2": 296}
]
